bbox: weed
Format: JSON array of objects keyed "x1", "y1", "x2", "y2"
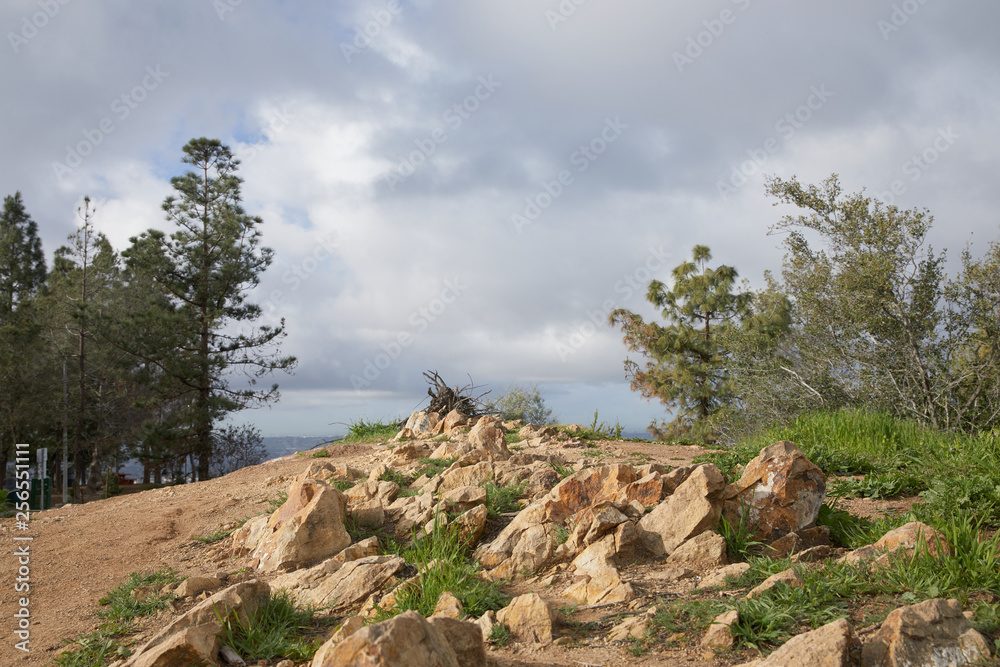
[
  {"x1": 549, "y1": 461, "x2": 575, "y2": 479},
  {"x1": 217, "y1": 590, "x2": 319, "y2": 661},
  {"x1": 508, "y1": 444, "x2": 524, "y2": 451},
  {"x1": 719, "y1": 507, "x2": 765, "y2": 561},
  {"x1": 52, "y1": 629, "x2": 131, "y2": 667},
  {"x1": 339, "y1": 417, "x2": 402, "y2": 443},
  {"x1": 379, "y1": 468, "x2": 414, "y2": 487},
  {"x1": 484, "y1": 480, "x2": 526, "y2": 518},
  {"x1": 311, "y1": 449, "x2": 330, "y2": 458},
  {"x1": 553, "y1": 524, "x2": 571, "y2": 545},
  {"x1": 415, "y1": 457, "x2": 457, "y2": 479},
  {"x1": 192, "y1": 530, "x2": 232, "y2": 544},
  {"x1": 488, "y1": 623, "x2": 512, "y2": 646},
  {"x1": 579, "y1": 409, "x2": 625, "y2": 440},
  {"x1": 267, "y1": 492, "x2": 288, "y2": 511},
  {"x1": 330, "y1": 479, "x2": 355, "y2": 492}
]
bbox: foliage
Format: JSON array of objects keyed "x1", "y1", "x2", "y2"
[
  {"x1": 719, "y1": 507, "x2": 764, "y2": 560},
  {"x1": 340, "y1": 417, "x2": 401, "y2": 442},
  {"x1": 483, "y1": 383, "x2": 556, "y2": 424},
  {"x1": 378, "y1": 518, "x2": 509, "y2": 620},
  {"x1": 210, "y1": 424, "x2": 267, "y2": 477},
  {"x1": 577, "y1": 409, "x2": 626, "y2": 440},
  {"x1": 216, "y1": 590, "x2": 319, "y2": 661},
  {"x1": 483, "y1": 480, "x2": 526, "y2": 518},
  {"x1": 121, "y1": 138, "x2": 296, "y2": 481},
  {"x1": 609, "y1": 245, "x2": 779, "y2": 443},
  {"x1": 488, "y1": 623, "x2": 512, "y2": 646}
]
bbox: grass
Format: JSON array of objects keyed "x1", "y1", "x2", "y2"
[
  {"x1": 718, "y1": 507, "x2": 765, "y2": 560},
  {"x1": 549, "y1": 461, "x2": 575, "y2": 479},
  {"x1": 216, "y1": 590, "x2": 323, "y2": 662},
  {"x1": 267, "y1": 491, "x2": 288, "y2": 511},
  {"x1": 483, "y1": 480, "x2": 526, "y2": 518},
  {"x1": 488, "y1": 622, "x2": 512, "y2": 646},
  {"x1": 577, "y1": 409, "x2": 627, "y2": 440},
  {"x1": 54, "y1": 569, "x2": 181, "y2": 666},
  {"x1": 376, "y1": 517, "x2": 509, "y2": 621},
  {"x1": 192, "y1": 530, "x2": 232, "y2": 544},
  {"x1": 339, "y1": 417, "x2": 402, "y2": 443}
]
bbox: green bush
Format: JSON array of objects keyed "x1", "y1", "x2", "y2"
[
  {"x1": 483, "y1": 384, "x2": 556, "y2": 424},
  {"x1": 217, "y1": 590, "x2": 319, "y2": 661}
]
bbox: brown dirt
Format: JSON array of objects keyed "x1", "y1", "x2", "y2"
[{"x1": 0, "y1": 438, "x2": 910, "y2": 666}]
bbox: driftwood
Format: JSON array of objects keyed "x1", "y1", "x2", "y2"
[{"x1": 421, "y1": 370, "x2": 491, "y2": 417}]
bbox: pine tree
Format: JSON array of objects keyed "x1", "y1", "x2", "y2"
[
  {"x1": 608, "y1": 245, "x2": 756, "y2": 442},
  {"x1": 123, "y1": 138, "x2": 296, "y2": 480},
  {"x1": 0, "y1": 192, "x2": 47, "y2": 486}
]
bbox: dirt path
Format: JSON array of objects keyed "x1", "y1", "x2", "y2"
[{"x1": 0, "y1": 439, "x2": 763, "y2": 666}]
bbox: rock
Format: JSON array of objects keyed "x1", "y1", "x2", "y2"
[
  {"x1": 746, "y1": 568, "x2": 804, "y2": 599},
  {"x1": 441, "y1": 409, "x2": 469, "y2": 433},
  {"x1": 348, "y1": 498, "x2": 386, "y2": 528},
  {"x1": 608, "y1": 612, "x2": 653, "y2": 642},
  {"x1": 497, "y1": 593, "x2": 557, "y2": 645},
  {"x1": 250, "y1": 479, "x2": 351, "y2": 572},
  {"x1": 619, "y1": 471, "x2": 664, "y2": 508},
  {"x1": 430, "y1": 440, "x2": 473, "y2": 461},
  {"x1": 638, "y1": 464, "x2": 727, "y2": 557},
  {"x1": 123, "y1": 580, "x2": 270, "y2": 667},
  {"x1": 519, "y1": 424, "x2": 558, "y2": 439},
  {"x1": 841, "y1": 521, "x2": 949, "y2": 566},
  {"x1": 405, "y1": 411, "x2": 440, "y2": 438},
  {"x1": 312, "y1": 609, "x2": 459, "y2": 666},
  {"x1": 433, "y1": 591, "x2": 464, "y2": 619},
  {"x1": 666, "y1": 531, "x2": 728, "y2": 570},
  {"x1": 334, "y1": 536, "x2": 380, "y2": 563},
  {"x1": 174, "y1": 575, "x2": 222, "y2": 599},
  {"x1": 309, "y1": 616, "x2": 364, "y2": 665},
  {"x1": 440, "y1": 485, "x2": 487, "y2": 511},
  {"x1": 230, "y1": 514, "x2": 269, "y2": 556},
  {"x1": 696, "y1": 562, "x2": 751, "y2": 590},
  {"x1": 277, "y1": 555, "x2": 406, "y2": 610},
  {"x1": 426, "y1": 616, "x2": 487, "y2": 666},
  {"x1": 390, "y1": 442, "x2": 430, "y2": 463},
  {"x1": 468, "y1": 416, "x2": 511, "y2": 461},
  {"x1": 345, "y1": 480, "x2": 400, "y2": 507},
  {"x1": 488, "y1": 524, "x2": 556, "y2": 580},
  {"x1": 475, "y1": 610, "x2": 496, "y2": 638},
  {"x1": 738, "y1": 618, "x2": 856, "y2": 667},
  {"x1": 768, "y1": 525, "x2": 830, "y2": 558},
  {"x1": 476, "y1": 464, "x2": 639, "y2": 572},
  {"x1": 438, "y1": 461, "x2": 493, "y2": 494},
  {"x1": 561, "y1": 535, "x2": 635, "y2": 605},
  {"x1": 560, "y1": 502, "x2": 629, "y2": 557},
  {"x1": 701, "y1": 609, "x2": 739, "y2": 649},
  {"x1": 525, "y1": 468, "x2": 562, "y2": 499},
  {"x1": 722, "y1": 441, "x2": 826, "y2": 543},
  {"x1": 661, "y1": 466, "x2": 696, "y2": 495},
  {"x1": 862, "y1": 598, "x2": 991, "y2": 667},
  {"x1": 454, "y1": 505, "x2": 488, "y2": 545}
]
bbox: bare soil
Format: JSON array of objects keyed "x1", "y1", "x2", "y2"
[{"x1": 0, "y1": 438, "x2": 910, "y2": 666}]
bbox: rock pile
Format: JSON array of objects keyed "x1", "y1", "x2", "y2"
[{"x1": 117, "y1": 409, "x2": 992, "y2": 667}]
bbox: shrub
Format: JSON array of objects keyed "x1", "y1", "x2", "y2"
[{"x1": 483, "y1": 384, "x2": 556, "y2": 424}]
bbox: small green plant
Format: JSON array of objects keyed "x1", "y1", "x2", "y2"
[
  {"x1": 415, "y1": 457, "x2": 457, "y2": 479},
  {"x1": 579, "y1": 409, "x2": 625, "y2": 440},
  {"x1": 484, "y1": 480, "x2": 526, "y2": 518},
  {"x1": 379, "y1": 468, "x2": 414, "y2": 487},
  {"x1": 718, "y1": 508, "x2": 765, "y2": 561},
  {"x1": 311, "y1": 449, "x2": 330, "y2": 458},
  {"x1": 553, "y1": 524, "x2": 571, "y2": 545},
  {"x1": 488, "y1": 622, "x2": 512, "y2": 646},
  {"x1": 52, "y1": 629, "x2": 131, "y2": 667},
  {"x1": 193, "y1": 530, "x2": 232, "y2": 544},
  {"x1": 216, "y1": 590, "x2": 319, "y2": 661},
  {"x1": 330, "y1": 479, "x2": 355, "y2": 492},
  {"x1": 103, "y1": 470, "x2": 122, "y2": 499},
  {"x1": 549, "y1": 461, "x2": 575, "y2": 479},
  {"x1": 339, "y1": 417, "x2": 402, "y2": 443},
  {"x1": 267, "y1": 492, "x2": 288, "y2": 511}
]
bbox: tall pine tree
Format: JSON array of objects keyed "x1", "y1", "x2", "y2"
[{"x1": 123, "y1": 138, "x2": 295, "y2": 480}]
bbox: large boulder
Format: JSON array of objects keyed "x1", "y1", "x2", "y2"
[
  {"x1": 737, "y1": 618, "x2": 856, "y2": 667},
  {"x1": 638, "y1": 464, "x2": 727, "y2": 557},
  {"x1": 496, "y1": 593, "x2": 558, "y2": 645},
  {"x1": 426, "y1": 616, "x2": 487, "y2": 666},
  {"x1": 276, "y1": 555, "x2": 406, "y2": 610},
  {"x1": 862, "y1": 598, "x2": 991, "y2": 667},
  {"x1": 312, "y1": 610, "x2": 460, "y2": 666},
  {"x1": 249, "y1": 478, "x2": 351, "y2": 572},
  {"x1": 123, "y1": 580, "x2": 270, "y2": 667},
  {"x1": 468, "y1": 415, "x2": 511, "y2": 461},
  {"x1": 722, "y1": 441, "x2": 826, "y2": 543}
]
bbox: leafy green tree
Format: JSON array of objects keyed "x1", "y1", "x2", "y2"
[
  {"x1": 0, "y1": 192, "x2": 47, "y2": 486},
  {"x1": 609, "y1": 245, "x2": 758, "y2": 442},
  {"x1": 485, "y1": 384, "x2": 556, "y2": 424},
  {"x1": 123, "y1": 138, "x2": 296, "y2": 480}
]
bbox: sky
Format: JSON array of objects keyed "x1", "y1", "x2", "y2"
[{"x1": 3, "y1": 0, "x2": 999, "y2": 438}]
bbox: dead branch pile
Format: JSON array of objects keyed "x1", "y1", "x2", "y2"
[{"x1": 422, "y1": 370, "x2": 490, "y2": 417}]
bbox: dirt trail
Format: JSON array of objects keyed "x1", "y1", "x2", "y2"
[{"x1": 0, "y1": 439, "x2": 719, "y2": 666}]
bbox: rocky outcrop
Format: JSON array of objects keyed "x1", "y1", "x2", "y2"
[
  {"x1": 312, "y1": 610, "x2": 465, "y2": 666},
  {"x1": 497, "y1": 593, "x2": 558, "y2": 645},
  {"x1": 722, "y1": 441, "x2": 826, "y2": 543},
  {"x1": 737, "y1": 618, "x2": 856, "y2": 666},
  {"x1": 862, "y1": 598, "x2": 991, "y2": 667},
  {"x1": 638, "y1": 464, "x2": 727, "y2": 557},
  {"x1": 247, "y1": 478, "x2": 351, "y2": 572}
]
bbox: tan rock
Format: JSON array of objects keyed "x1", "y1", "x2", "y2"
[
  {"x1": 348, "y1": 498, "x2": 385, "y2": 528},
  {"x1": 426, "y1": 616, "x2": 486, "y2": 666},
  {"x1": 696, "y1": 562, "x2": 750, "y2": 590},
  {"x1": 250, "y1": 479, "x2": 351, "y2": 572},
  {"x1": 440, "y1": 485, "x2": 487, "y2": 511},
  {"x1": 638, "y1": 464, "x2": 727, "y2": 557},
  {"x1": 433, "y1": 591, "x2": 464, "y2": 619},
  {"x1": 608, "y1": 613, "x2": 652, "y2": 642},
  {"x1": 438, "y1": 461, "x2": 493, "y2": 493},
  {"x1": 282, "y1": 555, "x2": 406, "y2": 610},
  {"x1": 430, "y1": 440, "x2": 473, "y2": 460},
  {"x1": 747, "y1": 568, "x2": 804, "y2": 599},
  {"x1": 345, "y1": 480, "x2": 400, "y2": 506},
  {"x1": 230, "y1": 514, "x2": 269, "y2": 556},
  {"x1": 454, "y1": 505, "x2": 488, "y2": 545},
  {"x1": 841, "y1": 521, "x2": 949, "y2": 566},
  {"x1": 701, "y1": 609, "x2": 739, "y2": 649},
  {"x1": 334, "y1": 536, "x2": 380, "y2": 563},
  {"x1": 442, "y1": 409, "x2": 470, "y2": 433},
  {"x1": 124, "y1": 581, "x2": 269, "y2": 667},
  {"x1": 497, "y1": 593, "x2": 557, "y2": 645},
  {"x1": 722, "y1": 441, "x2": 826, "y2": 543},
  {"x1": 390, "y1": 442, "x2": 429, "y2": 463},
  {"x1": 309, "y1": 615, "x2": 366, "y2": 665},
  {"x1": 738, "y1": 617, "x2": 855, "y2": 666},
  {"x1": 469, "y1": 416, "x2": 511, "y2": 461},
  {"x1": 862, "y1": 598, "x2": 991, "y2": 667},
  {"x1": 619, "y1": 471, "x2": 664, "y2": 508},
  {"x1": 768, "y1": 525, "x2": 830, "y2": 558},
  {"x1": 173, "y1": 575, "x2": 222, "y2": 599},
  {"x1": 313, "y1": 609, "x2": 459, "y2": 666},
  {"x1": 666, "y1": 531, "x2": 728, "y2": 570}
]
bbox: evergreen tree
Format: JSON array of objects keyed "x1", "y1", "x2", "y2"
[
  {"x1": 609, "y1": 245, "x2": 758, "y2": 442},
  {"x1": 123, "y1": 138, "x2": 295, "y2": 480},
  {"x1": 0, "y1": 192, "x2": 48, "y2": 486}
]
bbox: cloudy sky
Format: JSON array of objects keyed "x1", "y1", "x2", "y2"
[{"x1": 3, "y1": 1, "x2": 998, "y2": 437}]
